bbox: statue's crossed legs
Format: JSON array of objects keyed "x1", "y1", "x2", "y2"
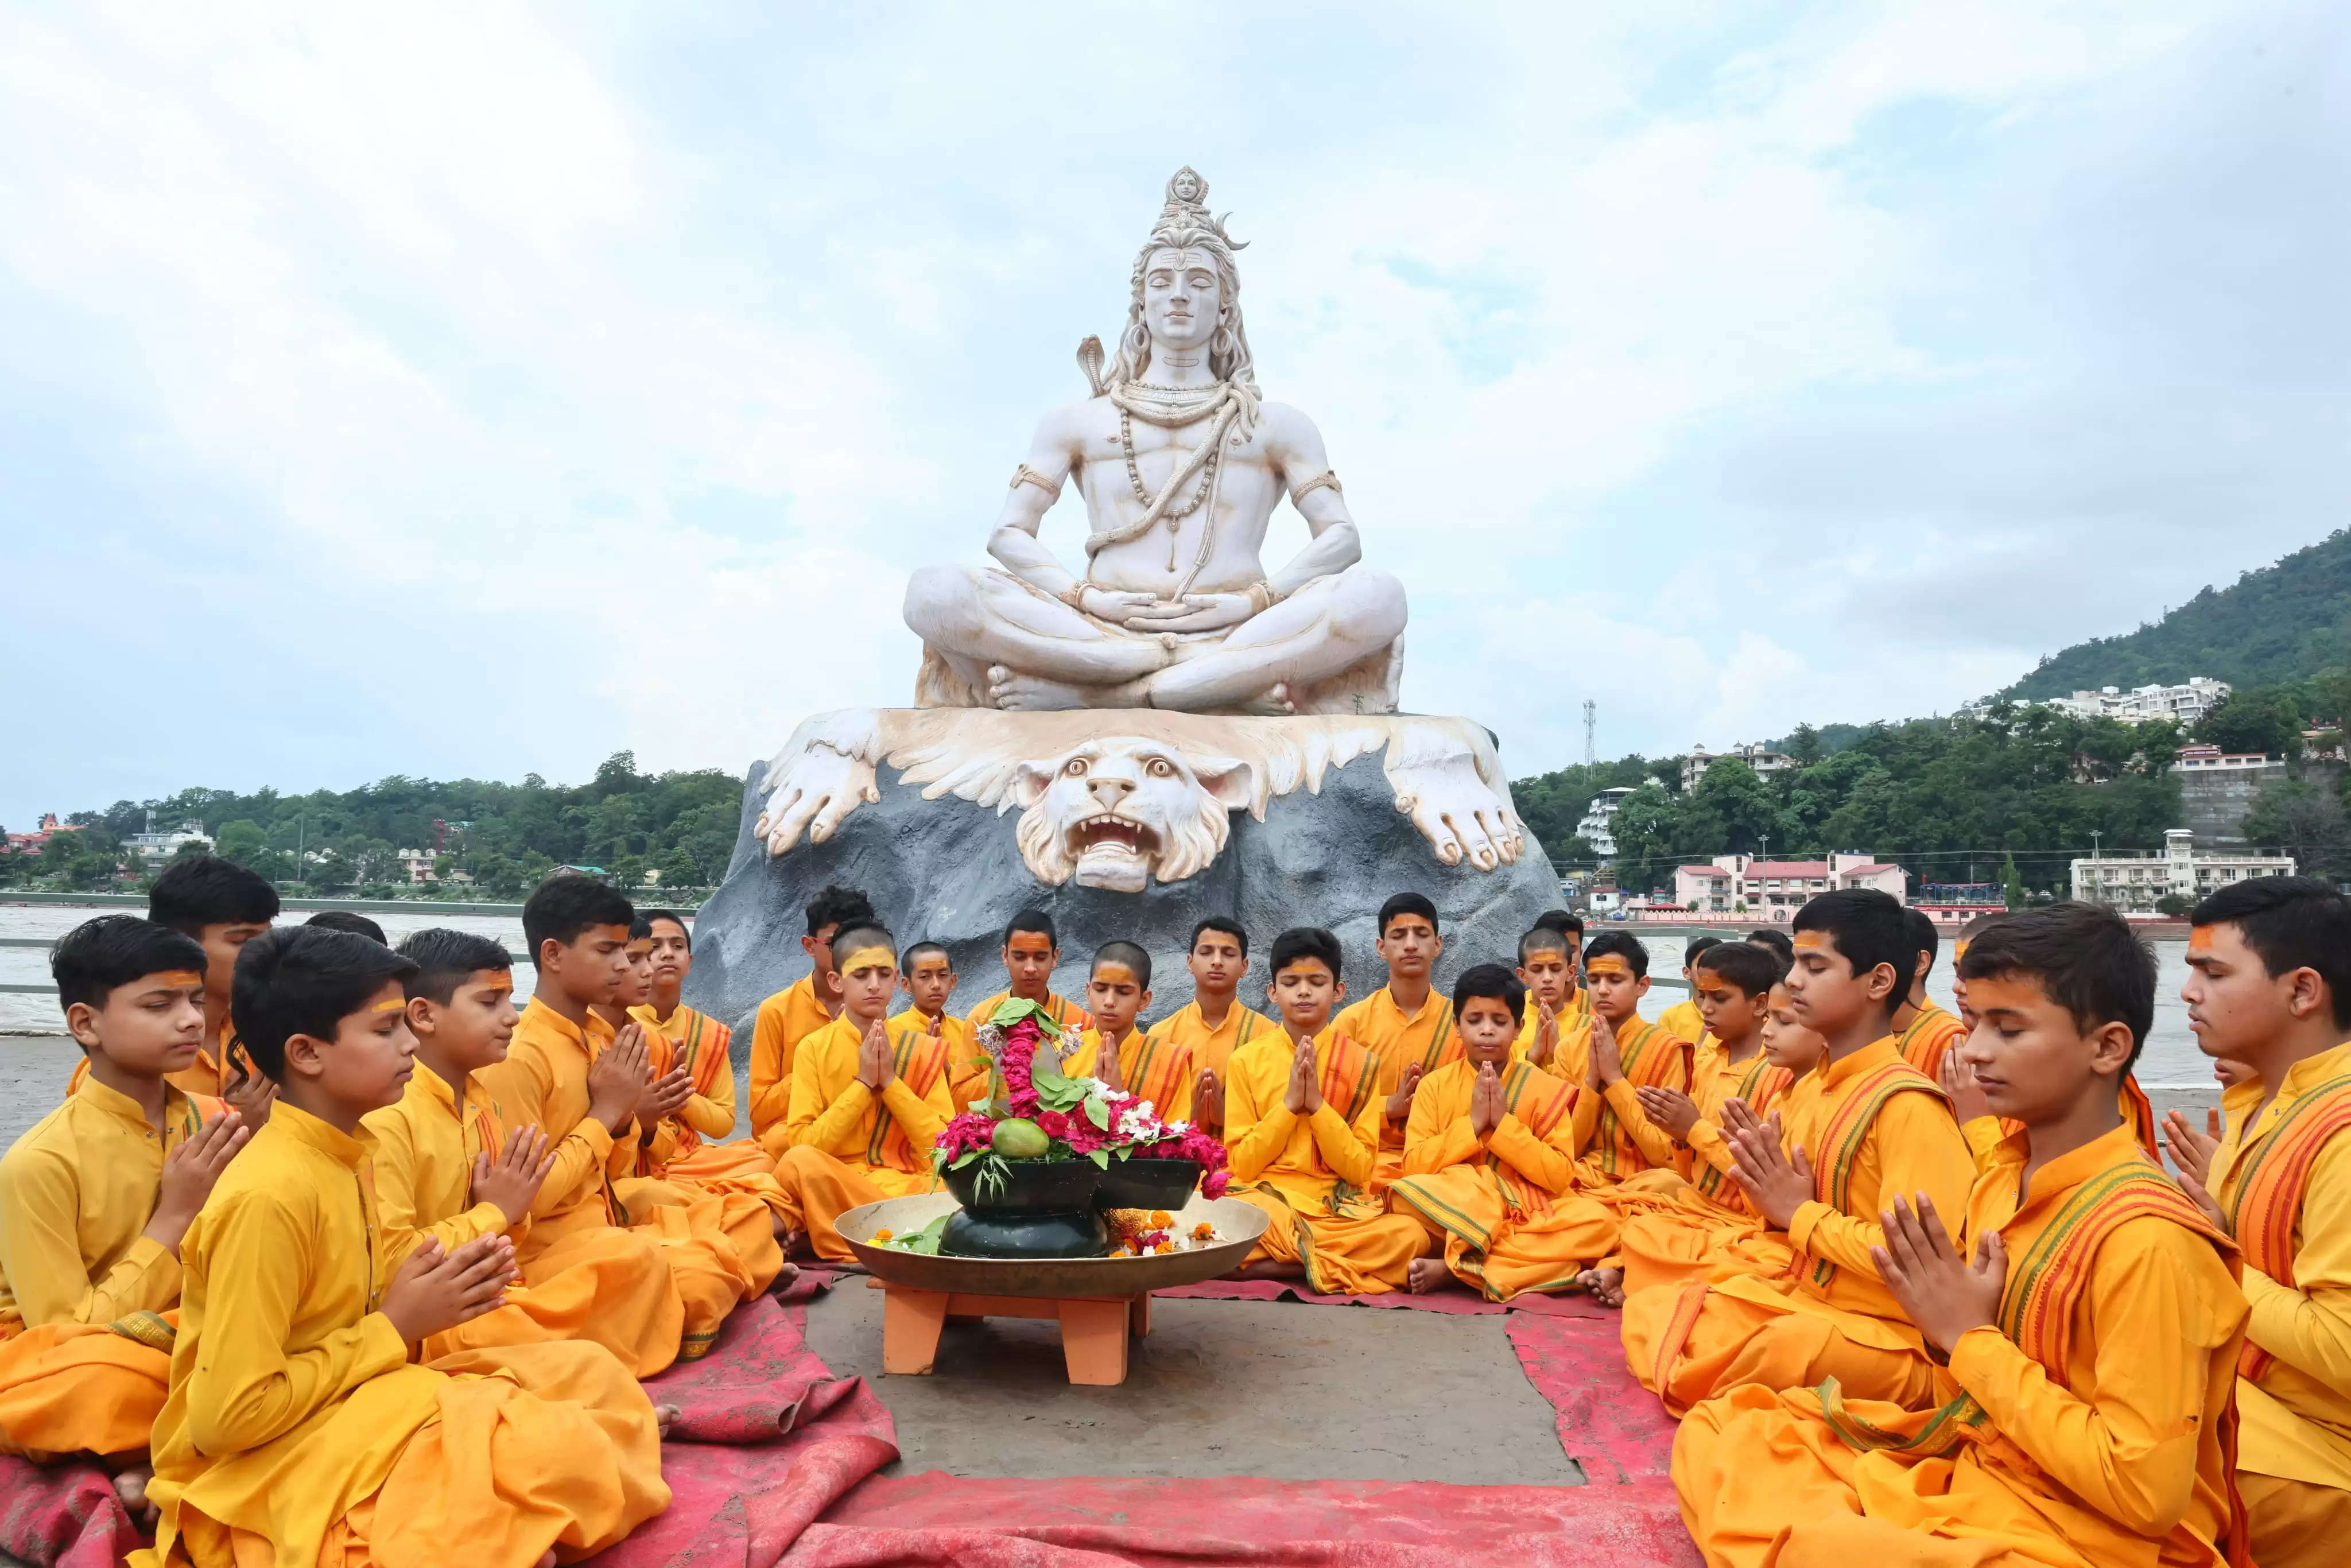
[{"x1": 904, "y1": 562, "x2": 1406, "y2": 714}]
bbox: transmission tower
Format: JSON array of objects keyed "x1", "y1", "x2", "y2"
[{"x1": 1582, "y1": 700, "x2": 1597, "y2": 767}]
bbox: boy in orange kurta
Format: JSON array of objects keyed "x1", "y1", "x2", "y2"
[
  {"x1": 1580, "y1": 940, "x2": 1796, "y2": 1307},
  {"x1": 0, "y1": 918, "x2": 249, "y2": 1519},
  {"x1": 1223, "y1": 927, "x2": 1426, "y2": 1295},
  {"x1": 891, "y1": 941, "x2": 985, "y2": 1112},
  {"x1": 364, "y1": 927, "x2": 693, "y2": 1376},
  {"x1": 1544, "y1": 932, "x2": 1691, "y2": 1183},
  {"x1": 1388, "y1": 964, "x2": 1616, "y2": 1299},
  {"x1": 768, "y1": 923, "x2": 955, "y2": 1263},
  {"x1": 1677, "y1": 901, "x2": 2253, "y2": 1568},
  {"x1": 1655, "y1": 935, "x2": 1721, "y2": 1046},
  {"x1": 2163, "y1": 876, "x2": 2351, "y2": 1568},
  {"x1": 1156, "y1": 915, "x2": 1273, "y2": 1140},
  {"x1": 1332, "y1": 894, "x2": 1458, "y2": 1190},
  {"x1": 960, "y1": 909, "x2": 1095, "y2": 1045},
  {"x1": 135, "y1": 923, "x2": 668, "y2": 1568},
  {"x1": 629, "y1": 909, "x2": 779, "y2": 1188},
  {"x1": 600, "y1": 917, "x2": 786, "y2": 1224},
  {"x1": 479, "y1": 876, "x2": 781, "y2": 1364},
  {"x1": 65, "y1": 858, "x2": 279, "y2": 1130},
  {"x1": 1891, "y1": 907, "x2": 1966, "y2": 1081},
  {"x1": 749, "y1": 884, "x2": 875, "y2": 1147},
  {"x1": 1068, "y1": 941, "x2": 1194, "y2": 1121},
  {"x1": 1513, "y1": 925, "x2": 1594, "y2": 1076},
  {"x1": 1621, "y1": 888, "x2": 1973, "y2": 1415}
]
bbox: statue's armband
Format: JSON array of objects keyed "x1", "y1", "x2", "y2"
[
  {"x1": 1010, "y1": 464, "x2": 1063, "y2": 500},
  {"x1": 1289, "y1": 469, "x2": 1343, "y2": 507}
]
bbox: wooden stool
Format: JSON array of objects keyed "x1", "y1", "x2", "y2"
[{"x1": 878, "y1": 1282, "x2": 1154, "y2": 1385}]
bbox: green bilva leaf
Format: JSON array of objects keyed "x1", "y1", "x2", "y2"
[
  {"x1": 989, "y1": 996, "x2": 1046, "y2": 1028},
  {"x1": 1088, "y1": 1148, "x2": 1111, "y2": 1169},
  {"x1": 1083, "y1": 1093, "x2": 1111, "y2": 1131},
  {"x1": 884, "y1": 1213, "x2": 951, "y2": 1255},
  {"x1": 1029, "y1": 1043, "x2": 1088, "y2": 1111}
]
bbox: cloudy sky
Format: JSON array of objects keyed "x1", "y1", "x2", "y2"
[{"x1": 5, "y1": 1, "x2": 2346, "y2": 827}]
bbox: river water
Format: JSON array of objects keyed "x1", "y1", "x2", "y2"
[{"x1": 0, "y1": 905, "x2": 2220, "y2": 1092}]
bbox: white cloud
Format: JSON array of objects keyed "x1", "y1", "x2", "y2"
[{"x1": 2, "y1": 0, "x2": 2339, "y2": 826}]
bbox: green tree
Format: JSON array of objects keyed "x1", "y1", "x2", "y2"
[
  {"x1": 2242, "y1": 777, "x2": 2351, "y2": 878},
  {"x1": 660, "y1": 844, "x2": 704, "y2": 890},
  {"x1": 1607, "y1": 783, "x2": 1683, "y2": 885},
  {"x1": 213, "y1": 820, "x2": 267, "y2": 864},
  {"x1": 2196, "y1": 687, "x2": 2305, "y2": 758},
  {"x1": 2001, "y1": 852, "x2": 2026, "y2": 911}
]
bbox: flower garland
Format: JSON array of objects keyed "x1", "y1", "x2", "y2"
[{"x1": 932, "y1": 998, "x2": 1228, "y2": 1198}]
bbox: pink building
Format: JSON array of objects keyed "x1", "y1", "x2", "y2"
[{"x1": 1672, "y1": 852, "x2": 1907, "y2": 919}]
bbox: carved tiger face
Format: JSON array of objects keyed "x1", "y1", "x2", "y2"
[{"x1": 1011, "y1": 740, "x2": 1254, "y2": 892}]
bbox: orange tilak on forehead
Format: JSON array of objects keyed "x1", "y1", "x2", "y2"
[
  {"x1": 152, "y1": 970, "x2": 204, "y2": 989},
  {"x1": 368, "y1": 996, "x2": 406, "y2": 1015},
  {"x1": 2187, "y1": 926, "x2": 2220, "y2": 954},
  {"x1": 839, "y1": 945, "x2": 896, "y2": 975},
  {"x1": 1791, "y1": 931, "x2": 1828, "y2": 951},
  {"x1": 1585, "y1": 956, "x2": 1631, "y2": 977},
  {"x1": 1092, "y1": 963, "x2": 1140, "y2": 988},
  {"x1": 1960, "y1": 975, "x2": 2047, "y2": 1014}
]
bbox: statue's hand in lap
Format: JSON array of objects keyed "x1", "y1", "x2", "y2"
[{"x1": 1115, "y1": 592, "x2": 1255, "y2": 634}]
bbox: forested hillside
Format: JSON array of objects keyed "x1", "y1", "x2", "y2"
[
  {"x1": 2009, "y1": 529, "x2": 2351, "y2": 698},
  {"x1": 2, "y1": 752, "x2": 743, "y2": 897}
]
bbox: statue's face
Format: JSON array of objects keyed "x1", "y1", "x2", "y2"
[{"x1": 1142, "y1": 246, "x2": 1221, "y2": 353}]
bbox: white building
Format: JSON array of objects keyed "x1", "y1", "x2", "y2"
[
  {"x1": 2039, "y1": 678, "x2": 2231, "y2": 727},
  {"x1": 1577, "y1": 786, "x2": 1639, "y2": 857},
  {"x1": 1673, "y1": 852, "x2": 1907, "y2": 918},
  {"x1": 1681, "y1": 742, "x2": 1799, "y2": 794},
  {"x1": 2071, "y1": 829, "x2": 2294, "y2": 913},
  {"x1": 126, "y1": 821, "x2": 212, "y2": 863},
  {"x1": 2172, "y1": 744, "x2": 2278, "y2": 773}
]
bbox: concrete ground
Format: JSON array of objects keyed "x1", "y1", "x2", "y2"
[{"x1": 805, "y1": 1280, "x2": 1581, "y2": 1485}]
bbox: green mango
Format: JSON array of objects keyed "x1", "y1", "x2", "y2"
[{"x1": 991, "y1": 1118, "x2": 1051, "y2": 1159}]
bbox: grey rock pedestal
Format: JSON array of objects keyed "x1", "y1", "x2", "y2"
[{"x1": 685, "y1": 748, "x2": 1561, "y2": 1050}]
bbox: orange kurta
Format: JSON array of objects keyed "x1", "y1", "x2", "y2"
[
  {"x1": 616, "y1": 1004, "x2": 789, "y2": 1222},
  {"x1": 895, "y1": 1008, "x2": 987, "y2": 1113},
  {"x1": 1895, "y1": 1001, "x2": 1966, "y2": 1082},
  {"x1": 1613, "y1": 1043, "x2": 1798, "y2": 1297},
  {"x1": 478, "y1": 1002, "x2": 777, "y2": 1361},
  {"x1": 1067, "y1": 1027, "x2": 1196, "y2": 1122},
  {"x1": 134, "y1": 1103, "x2": 668, "y2": 1568},
  {"x1": 1657, "y1": 996, "x2": 1706, "y2": 1045},
  {"x1": 1621, "y1": 1038, "x2": 1972, "y2": 1414},
  {"x1": 1222, "y1": 1028, "x2": 1425, "y2": 1295},
  {"x1": 1389, "y1": 1057, "x2": 1616, "y2": 1298},
  {"x1": 749, "y1": 975, "x2": 838, "y2": 1143},
  {"x1": 362, "y1": 1061, "x2": 688, "y2": 1376},
  {"x1": 1675, "y1": 1120, "x2": 2250, "y2": 1568},
  {"x1": 1541, "y1": 1015, "x2": 1691, "y2": 1181},
  {"x1": 768, "y1": 1015, "x2": 952, "y2": 1262},
  {"x1": 1332, "y1": 987, "x2": 1460, "y2": 1167},
  {"x1": 2206, "y1": 1040, "x2": 2351, "y2": 1568},
  {"x1": 1146, "y1": 998, "x2": 1274, "y2": 1088},
  {"x1": 0, "y1": 1076, "x2": 214, "y2": 1460}
]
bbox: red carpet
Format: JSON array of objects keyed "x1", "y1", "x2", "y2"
[
  {"x1": 800, "y1": 1473, "x2": 1698, "y2": 1565},
  {"x1": 0, "y1": 1271, "x2": 1693, "y2": 1566},
  {"x1": 0, "y1": 1456, "x2": 142, "y2": 1568}
]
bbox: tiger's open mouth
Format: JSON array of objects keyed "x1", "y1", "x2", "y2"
[
  {"x1": 1066, "y1": 814, "x2": 1162, "y2": 863},
  {"x1": 1066, "y1": 814, "x2": 1161, "y2": 891}
]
